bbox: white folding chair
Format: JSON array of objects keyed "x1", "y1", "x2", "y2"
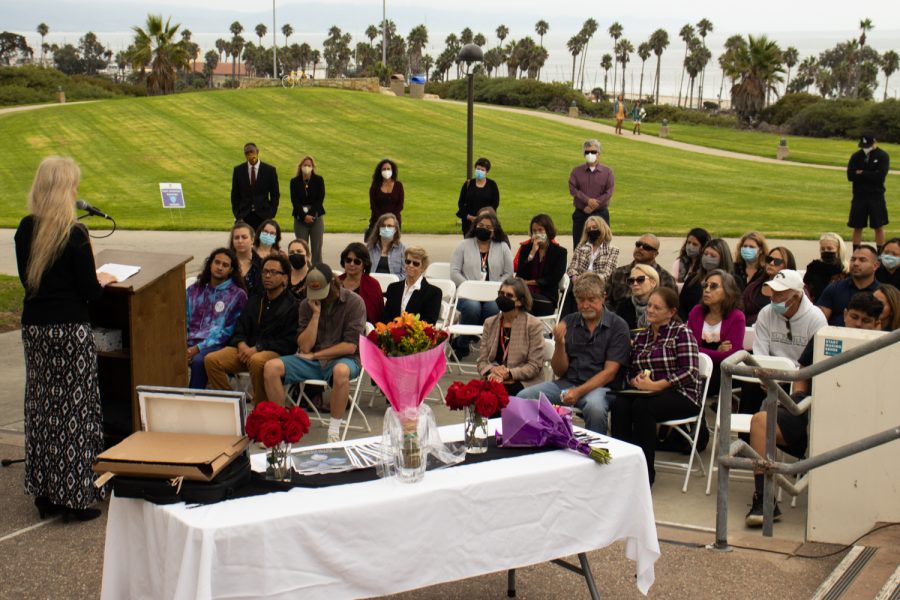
[
  {"x1": 445, "y1": 280, "x2": 502, "y2": 374},
  {"x1": 537, "y1": 275, "x2": 570, "y2": 336},
  {"x1": 428, "y1": 278, "x2": 457, "y2": 304},
  {"x1": 425, "y1": 262, "x2": 451, "y2": 280},
  {"x1": 655, "y1": 353, "x2": 714, "y2": 493},
  {"x1": 705, "y1": 355, "x2": 797, "y2": 495},
  {"x1": 185, "y1": 276, "x2": 197, "y2": 289},
  {"x1": 542, "y1": 338, "x2": 555, "y2": 381},
  {"x1": 743, "y1": 326, "x2": 755, "y2": 352},
  {"x1": 370, "y1": 272, "x2": 399, "y2": 294}
]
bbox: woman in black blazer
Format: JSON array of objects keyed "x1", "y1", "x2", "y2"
[
  {"x1": 383, "y1": 246, "x2": 442, "y2": 325},
  {"x1": 290, "y1": 155, "x2": 326, "y2": 266},
  {"x1": 514, "y1": 214, "x2": 567, "y2": 317}
]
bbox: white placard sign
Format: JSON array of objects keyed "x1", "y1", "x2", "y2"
[{"x1": 159, "y1": 183, "x2": 185, "y2": 208}]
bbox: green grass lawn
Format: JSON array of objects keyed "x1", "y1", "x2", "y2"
[
  {"x1": 1, "y1": 87, "x2": 893, "y2": 238},
  {"x1": 0, "y1": 275, "x2": 23, "y2": 333},
  {"x1": 594, "y1": 117, "x2": 900, "y2": 168}
]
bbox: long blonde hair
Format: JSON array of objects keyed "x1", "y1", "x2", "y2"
[{"x1": 25, "y1": 157, "x2": 79, "y2": 294}]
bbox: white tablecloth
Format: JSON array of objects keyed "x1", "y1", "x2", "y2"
[{"x1": 101, "y1": 422, "x2": 659, "y2": 599}]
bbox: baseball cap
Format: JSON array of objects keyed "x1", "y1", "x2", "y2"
[
  {"x1": 305, "y1": 264, "x2": 334, "y2": 301},
  {"x1": 762, "y1": 269, "x2": 804, "y2": 296},
  {"x1": 858, "y1": 134, "x2": 875, "y2": 148}
]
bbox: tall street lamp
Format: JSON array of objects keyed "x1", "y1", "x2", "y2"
[
  {"x1": 272, "y1": 0, "x2": 277, "y2": 77},
  {"x1": 457, "y1": 43, "x2": 483, "y2": 181}
]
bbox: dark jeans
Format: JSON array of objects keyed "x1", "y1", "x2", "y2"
[
  {"x1": 189, "y1": 344, "x2": 224, "y2": 389},
  {"x1": 610, "y1": 389, "x2": 700, "y2": 485},
  {"x1": 572, "y1": 207, "x2": 610, "y2": 248}
]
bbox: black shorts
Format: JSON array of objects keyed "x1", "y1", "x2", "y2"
[
  {"x1": 848, "y1": 196, "x2": 889, "y2": 229},
  {"x1": 776, "y1": 405, "x2": 808, "y2": 458}
]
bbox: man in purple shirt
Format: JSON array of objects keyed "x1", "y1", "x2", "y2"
[{"x1": 568, "y1": 138, "x2": 615, "y2": 248}]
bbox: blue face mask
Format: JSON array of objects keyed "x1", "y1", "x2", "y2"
[
  {"x1": 379, "y1": 227, "x2": 396, "y2": 239},
  {"x1": 259, "y1": 232, "x2": 276, "y2": 247},
  {"x1": 474, "y1": 169, "x2": 486, "y2": 181},
  {"x1": 740, "y1": 246, "x2": 758, "y2": 261},
  {"x1": 771, "y1": 301, "x2": 788, "y2": 315},
  {"x1": 879, "y1": 254, "x2": 900, "y2": 270}
]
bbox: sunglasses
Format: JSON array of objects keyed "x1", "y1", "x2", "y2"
[
  {"x1": 344, "y1": 257, "x2": 363, "y2": 266},
  {"x1": 405, "y1": 259, "x2": 422, "y2": 267},
  {"x1": 584, "y1": 150, "x2": 598, "y2": 156},
  {"x1": 626, "y1": 276, "x2": 648, "y2": 285},
  {"x1": 635, "y1": 241, "x2": 658, "y2": 252},
  {"x1": 700, "y1": 282, "x2": 721, "y2": 290},
  {"x1": 261, "y1": 268, "x2": 285, "y2": 277},
  {"x1": 765, "y1": 256, "x2": 785, "y2": 266}
]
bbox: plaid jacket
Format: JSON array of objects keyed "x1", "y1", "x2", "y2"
[{"x1": 628, "y1": 322, "x2": 703, "y2": 405}]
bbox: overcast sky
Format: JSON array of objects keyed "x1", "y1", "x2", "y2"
[{"x1": 8, "y1": 0, "x2": 900, "y2": 97}]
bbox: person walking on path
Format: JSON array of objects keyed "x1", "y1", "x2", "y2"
[
  {"x1": 568, "y1": 139, "x2": 615, "y2": 248},
  {"x1": 614, "y1": 95, "x2": 627, "y2": 135},
  {"x1": 631, "y1": 100, "x2": 646, "y2": 135},
  {"x1": 847, "y1": 134, "x2": 890, "y2": 251}
]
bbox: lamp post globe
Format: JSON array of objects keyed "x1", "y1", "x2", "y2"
[{"x1": 458, "y1": 44, "x2": 483, "y2": 181}]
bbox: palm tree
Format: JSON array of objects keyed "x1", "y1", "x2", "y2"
[
  {"x1": 131, "y1": 14, "x2": 188, "y2": 95},
  {"x1": 474, "y1": 33, "x2": 487, "y2": 47},
  {"x1": 676, "y1": 24, "x2": 695, "y2": 107},
  {"x1": 229, "y1": 21, "x2": 244, "y2": 79},
  {"x1": 255, "y1": 24, "x2": 267, "y2": 47},
  {"x1": 730, "y1": 34, "x2": 785, "y2": 124},
  {"x1": 535, "y1": 20, "x2": 549, "y2": 79},
  {"x1": 422, "y1": 54, "x2": 434, "y2": 81},
  {"x1": 695, "y1": 18, "x2": 713, "y2": 107},
  {"x1": 203, "y1": 49, "x2": 218, "y2": 87},
  {"x1": 857, "y1": 18, "x2": 874, "y2": 97},
  {"x1": 578, "y1": 18, "x2": 598, "y2": 90},
  {"x1": 407, "y1": 24, "x2": 428, "y2": 75},
  {"x1": 601, "y1": 53, "x2": 613, "y2": 96},
  {"x1": 649, "y1": 28, "x2": 669, "y2": 104},
  {"x1": 782, "y1": 46, "x2": 799, "y2": 93},
  {"x1": 636, "y1": 42, "x2": 651, "y2": 100},
  {"x1": 567, "y1": 34, "x2": 584, "y2": 88},
  {"x1": 215, "y1": 38, "x2": 226, "y2": 62},
  {"x1": 882, "y1": 50, "x2": 899, "y2": 100},
  {"x1": 310, "y1": 50, "x2": 321, "y2": 77},
  {"x1": 718, "y1": 35, "x2": 746, "y2": 102},
  {"x1": 36, "y1": 23, "x2": 49, "y2": 65},
  {"x1": 365, "y1": 25, "x2": 378, "y2": 44},
  {"x1": 616, "y1": 38, "x2": 634, "y2": 99},
  {"x1": 608, "y1": 22, "x2": 623, "y2": 97},
  {"x1": 460, "y1": 28, "x2": 474, "y2": 45},
  {"x1": 496, "y1": 25, "x2": 509, "y2": 48},
  {"x1": 281, "y1": 24, "x2": 293, "y2": 49}
]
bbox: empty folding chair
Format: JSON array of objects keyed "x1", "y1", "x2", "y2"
[
  {"x1": 445, "y1": 280, "x2": 502, "y2": 374},
  {"x1": 425, "y1": 262, "x2": 451, "y2": 280},
  {"x1": 369, "y1": 272, "x2": 399, "y2": 295}
]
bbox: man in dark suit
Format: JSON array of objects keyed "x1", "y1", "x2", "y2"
[
  {"x1": 231, "y1": 142, "x2": 280, "y2": 231},
  {"x1": 382, "y1": 247, "x2": 442, "y2": 325}
]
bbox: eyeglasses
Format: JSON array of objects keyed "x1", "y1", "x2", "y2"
[
  {"x1": 344, "y1": 257, "x2": 363, "y2": 266},
  {"x1": 404, "y1": 259, "x2": 422, "y2": 267},
  {"x1": 765, "y1": 256, "x2": 785, "y2": 266},
  {"x1": 626, "y1": 276, "x2": 648, "y2": 285},
  {"x1": 700, "y1": 282, "x2": 721, "y2": 290},
  {"x1": 261, "y1": 268, "x2": 285, "y2": 277},
  {"x1": 635, "y1": 241, "x2": 658, "y2": 252},
  {"x1": 583, "y1": 150, "x2": 598, "y2": 155}
]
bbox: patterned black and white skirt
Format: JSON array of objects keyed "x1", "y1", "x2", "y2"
[{"x1": 21, "y1": 322, "x2": 104, "y2": 509}]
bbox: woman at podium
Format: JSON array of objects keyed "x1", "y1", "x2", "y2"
[{"x1": 14, "y1": 157, "x2": 115, "y2": 523}]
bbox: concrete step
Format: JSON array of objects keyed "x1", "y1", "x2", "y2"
[{"x1": 811, "y1": 523, "x2": 900, "y2": 600}]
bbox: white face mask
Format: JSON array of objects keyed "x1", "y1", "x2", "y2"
[
  {"x1": 301, "y1": 166, "x2": 313, "y2": 176},
  {"x1": 381, "y1": 169, "x2": 393, "y2": 180},
  {"x1": 585, "y1": 152, "x2": 598, "y2": 165},
  {"x1": 863, "y1": 147, "x2": 873, "y2": 156}
]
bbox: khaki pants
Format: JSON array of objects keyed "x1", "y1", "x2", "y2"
[{"x1": 204, "y1": 346, "x2": 280, "y2": 404}]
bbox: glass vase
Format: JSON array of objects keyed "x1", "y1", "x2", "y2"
[
  {"x1": 265, "y1": 442, "x2": 293, "y2": 482},
  {"x1": 464, "y1": 404, "x2": 489, "y2": 454},
  {"x1": 396, "y1": 407, "x2": 426, "y2": 483}
]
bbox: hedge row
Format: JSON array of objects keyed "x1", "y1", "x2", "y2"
[{"x1": 0, "y1": 65, "x2": 145, "y2": 106}]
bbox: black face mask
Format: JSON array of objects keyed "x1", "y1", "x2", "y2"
[
  {"x1": 820, "y1": 251, "x2": 837, "y2": 264},
  {"x1": 496, "y1": 295, "x2": 516, "y2": 312},
  {"x1": 587, "y1": 230, "x2": 601, "y2": 243},
  {"x1": 474, "y1": 227, "x2": 492, "y2": 242},
  {"x1": 289, "y1": 254, "x2": 307, "y2": 270}
]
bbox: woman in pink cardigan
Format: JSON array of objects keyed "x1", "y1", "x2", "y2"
[{"x1": 687, "y1": 269, "x2": 745, "y2": 395}]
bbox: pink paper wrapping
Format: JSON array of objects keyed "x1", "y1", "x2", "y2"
[{"x1": 359, "y1": 336, "x2": 447, "y2": 413}]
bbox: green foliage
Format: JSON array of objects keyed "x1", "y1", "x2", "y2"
[
  {"x1": 0, "y1": 65, "x2": 144, "y2": 106},
  {"x1": 864, "y1": 99, "x2": 900, "y2": 144},
  {"x1": 0, "y1": 274, "x2": 24, "y2": 333},
  {"x1": 427, "y1": 76, "x2": 591, "y2": 114},
  {"x1": 760, "y1": 92, "x2": 823, "y2": 125},
  {"x1": 641, "y1": 104, "x2": 737, "y2": 127},
  {"x1": 788, "y1": 98, "x2": 870, "y2": 140}
]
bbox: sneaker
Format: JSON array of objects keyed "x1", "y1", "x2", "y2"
[
  {"x1": 327, "y1": 432, "x2": 341, "y2": 444},
  {"x1": 745, "y1": 492, "x2": 782, "y2": 528}
]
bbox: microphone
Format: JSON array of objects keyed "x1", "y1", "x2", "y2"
[{"x1": 76, "y1": 199, "x2": 112, "y2": 220}]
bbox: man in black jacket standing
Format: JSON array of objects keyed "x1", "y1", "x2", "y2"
[
  {"x1": 847, "y1": 134, "x2": 890, "y2": 251},
  {"x1": 231, "y1": 142, "x2": 280, "y2": 230},
  {"x1": 204, "y1": 254, "x2": 298, "y2": 404}
]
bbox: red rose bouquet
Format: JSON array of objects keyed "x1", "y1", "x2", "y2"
[
  {"x1": 245, "y1": 401, "x2": 310, "y2": 480},
  {"x1": 445, "y1": 379, "x2": 510, "y2": 453}
]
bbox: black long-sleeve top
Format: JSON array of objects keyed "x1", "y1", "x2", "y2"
[
  {"x1": 456, "y1": 178, "x2": 500, "y2": 220},
  {"x1": 289, "y1": 173, "x2": 326, "y2": 219},
  {"x1": 15, "y1": 216, "x2": 104, "y2": 325},
  {"x1": 228, "y1": 288, "x2": 298, "y2": 355}
]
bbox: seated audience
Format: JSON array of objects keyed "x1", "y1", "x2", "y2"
[
  {"x1": 686, "y1": 270, "x2": 745, "y2": 394},
  {"x1": 817, "y1": 245, "x2": 880, "y2": 326},
  {"x1": 875, "y1": 237, "x2": 900, "y2": 288},
  {"x1": 679, "y1": 238, "x2": 734, "y2": 321},
  {"x1": 744, "y1": 291, "x2": 884, "y2": 527},
  {"x1": 607, "y1": 234, "x2": 678, "y2": 309},
  {"x1": 518, "y1": 273, "x2": 631, "y2": 434},
  {"x1": 732, "y1": 231, "x2": 769, "y2": 292},
  {"x1": 339, "y1": 242, "x2": 385, "y2": 324},
  {"x1": 263, "y1": 264, "x2": 367, "y2": 443},
  {"x1": 383, "y1": 246, "x2": 442, "y2": 325},
  {"x1": 449, "y1": 210, "x2": 513, "y2": 357},
  {"x1": 477, "y1": 277, "x2": 545, "y2": 397},
  {"x1": 743, "y1": 246, "x2": 796, "y2": 326},
  {"x1": 610, "y1": 287, "x2": 703, "y2": 486},
  {"x1": 874, "y1": 283, "x2": 900, "y2": 330},
  {"x1": 205, "y1": 254, "x2": 298, "y2": 404},
  {"x1": 366, "y1": 212, "x2": 406, "y2": 279},
  {"x1": 229, "y1": 221, "x2": 261, "y2": 297},
  {"x1": 286, "y1": 238, "x2": 310, "y2": 301},
  {"x1": 566, "y1": 216, "x2": 620, "y2": 285},
  {"x1": 254, "y1": 219, "x2": 282, "y2": 260},
  {"x1": 515, "y1": 213, "x2": 568, "y2": 317},
  {"x1": 672, "y1": 227, "x2": 710, "y2": 284},
  {"x1": 186, "y1": 248, "x2": 248, "y2": 389},
  {"x1": 614, "y1": 263, "x2": 659, "y2": 333},
  {"x1": 803, "y1": 232, "x2": 849, "y2": 304}
]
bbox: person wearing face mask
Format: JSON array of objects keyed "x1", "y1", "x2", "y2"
[
  {"x1": 456, "y1": 157, "x2": 500, "y2": 237},
  {"x1": 383, "y1": 247, "x2": 442, "y2": 324},
  {"x1": 732, "y1": 231, "x2": 769, "y2": 292},
  {"x1": 253, "y1": 219, "x2": 282, "y2": 260},
  {"x1": 477, "y1": 278, "x2": 546, "y2": 397},
  {"x1": 673, "y1": 228, "x2": 710, "y2": 284},
  {"x1": 515, "y1": 214, "x2": 568, "y2": 317},
  {"x1": 742, "y1": 246, "x2": 796, "y2": 327},
  {"x1": 568, "y1": 138, "x2": 615, "y2": 248},
  {"x1": 290, "y1": 156, "x2": 326, "y2": 266},
  {"x1": 614, "y1": 263, "x2": 660, "y2": 333},
  {"x1": 564, "y1": 217, "x2": 620, "y2": 317},
  {"x1": 286, "y1": 238, "x2": 311, "y2": 301},
  {"x1": 231, "y1": 142, "x2": 280, "y2": 231},
  {"x1": 847, "y1": 134, "x2": 890, "y2": 251},
  {"x1": 875, "y1": 237, "x2": 900, "y2": 288},
  {"x1": 803, "y1": 232, "x2": 849, "y2": 304},
  {"x1": 366, "y1": 212, "x2": 406, "y2": 279},
  {"x1": 678, "y1": 238, "x2": 734, "y2": 321},
  {"x1": 367, "y1": 158, "x2": 404, "y2": 240},
  {"x1": 817, "y1": 245, "x2": 881, "y2": 326}
]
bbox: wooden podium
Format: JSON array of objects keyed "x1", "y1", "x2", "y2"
[{"x1": 89, "y1": 250, "x2": 192, "y2": 441}]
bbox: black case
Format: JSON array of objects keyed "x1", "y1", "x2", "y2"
[{"x1": 112, "y1": 455, "x2": 252, "y2": 505}]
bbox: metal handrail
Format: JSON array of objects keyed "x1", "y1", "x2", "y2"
[{"x1": 714, "y1": 327, "x2": 900, "y2": 547}]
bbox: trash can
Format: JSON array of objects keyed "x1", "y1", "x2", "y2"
[
  {"x1": 390, "y1": 74, "x2": 405, "y2": 97},
  {"x1": 409, "y1": 75, "x2": 425, "y2": 99}
]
